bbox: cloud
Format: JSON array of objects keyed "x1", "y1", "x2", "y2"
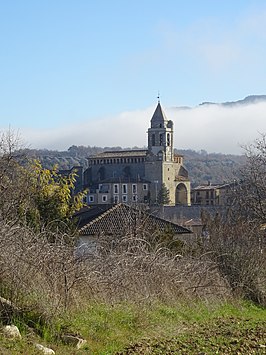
[
  {"x1": 169, "y1": 102, "x2": 266, "y2": 153},
  {"x1": 17, "y1": 101, "x2": 266, "y2": 155}
]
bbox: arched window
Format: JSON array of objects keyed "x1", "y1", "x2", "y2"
[
  {"x1": 159, "y1": 133, "x2": 163, "y2": 146},
  {"x1": 97, "y1": 166, "x2": 105, "y2": 181},
  {"x1": 175, "y1": 183, "x2": 188, "y2": 205},
  {"x1": 123, "y1": 166, "x2": 131, "y2": 178},
  {"x1": 152, "y1": 134, "x2": 155, "y2": 146},
  {"x1": 167, "y1": 133, "x2": 170, "y2": 146}
]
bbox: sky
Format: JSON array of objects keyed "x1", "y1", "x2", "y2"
[{"x1": 1, "y1": 0, "x2": 266, "y2": 154}]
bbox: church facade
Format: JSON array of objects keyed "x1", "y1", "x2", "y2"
[{"x1": 84, "y1": 101, "x2": 191, "y2": 206}]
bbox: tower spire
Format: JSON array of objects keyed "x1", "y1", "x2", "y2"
[{"x1": 157, "y1": 91, "x2": 160, "y2": 103}]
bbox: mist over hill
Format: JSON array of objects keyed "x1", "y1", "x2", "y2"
[
  {"x1": 198, "y1": 94, "x2": 266, "y2": 107},
  {"x1": 17, "y1": 95, "x2": 266, "y2": 184},
  {"x1": 14, "y1": 95, "x2": 266, "y2": 154}
]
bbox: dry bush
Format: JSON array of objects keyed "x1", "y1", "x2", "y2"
[
  {"x1": 77, "y1": 233, "x2": 230, "y2": 304},
  {"x1": 205, "y1": 219, "x2": 266, "y2": 306},
  {"x1": 232, "y1": 133, "x2": 266, "y2": 224},
  {"x1": 0, "y1": 222, "x2": 89, "y2": 322},
  {"x1": 85, "y1": 252, "x2": 229, "y2": 304},
  {"x1": 0, "y1": 220, "x2": 231, "y2": 326},
  {"x1": 200, "y1": 133, "x2": 266, "y2": 307}
]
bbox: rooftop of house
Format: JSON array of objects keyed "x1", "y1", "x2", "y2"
[
  {"x1": 184, "y1": 218, "x2": 203, "y2": 227},
  {"x1": 88, "y1": 149, "x2": 148, "y2": 159},
  {"x1": 192, "y1": 183, "x2": 232, "y2": 191},
  {"x1": 76, "y1": 203, "x2": 192, "y2": 236}
]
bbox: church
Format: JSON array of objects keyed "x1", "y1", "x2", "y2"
[{"x1": 83, "y1": 100, "x2": 191, "y2": 206}]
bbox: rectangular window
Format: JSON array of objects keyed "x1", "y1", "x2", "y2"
[
  {"x1": 88, "y1": 195, "x2": 94, "y2": 203},
  {"x1": 102, "y1": 195, "x2": 107, "y2": 202},
  {"x1": 113, "y1": 184, "x2": 119, "y2": 194},
  {"x1": 132, "y1": 184, "x2": 137, "y2": 194},
  {"x1": 122, "y1": 195, "x2": 127, "y2": 202},
  {"x1": 114, "y1": 195, "x2": 119, "y2": 203},
  {"x1": 122, "y1": 184, "x2": 127, "y2": 194},
  {"x1": 143, "y1": 184, "x2": 148, "y2": 190},
  {"x1": 132, "y1": 195, "x2": 138, "y2": 202}
]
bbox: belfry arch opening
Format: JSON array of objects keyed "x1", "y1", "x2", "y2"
[
  {"x1": 167, "y1": 133, "x2": 170, "y2": 146},
  {"x1": 152, "y1": 134, "x2": 155, "y2": 146},
  {"x1": 97, "y1": 166, "x2": 105, "y2": 181},
  {"x1": 175, "y1": 183, "x2": 188, "y2": 205}
]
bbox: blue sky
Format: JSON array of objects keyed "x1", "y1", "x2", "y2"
[{"x1": 1, "y1": 0, "x2": 266, "y2": 152}]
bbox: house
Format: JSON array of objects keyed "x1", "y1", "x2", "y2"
[
  {"x1": 191, "y1": 182, "x2": 235, "y2": 206},
  {"x1": 75, "y1": 203, "x2": 192, "y2": 255},
  {"x1": 84, "y1": 100, "x2": 191, "y2": 206}
]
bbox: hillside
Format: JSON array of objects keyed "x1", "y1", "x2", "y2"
[
  {"x1": 199, "y1": 94, "x2": 266, "y2": 107},
  {"x1": 178, "y1": 149, "x2": 245, "y2": 186},
  {"x1": 19, "y1": 146, "x2": 245, "y2": 187}
]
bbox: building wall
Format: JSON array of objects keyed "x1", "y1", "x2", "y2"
[
  {"x1": 88, "y1": 161, "x2": 146, "y2": 183},
  {"x1": 144, "y1": 160, "x2": 163, "y2": 203},
  {"x1": 162, "y1": 162, "x2": 180, "y2": 204},
  {"x1": 191, "y1": 187, "x2": 218, "y2": 205},
  {"x1": 87, "y1": 181, "x2": 149, "y2": 205},
  {"x1": 191, "y1": 184, "x2": 233, "y2": 206}
]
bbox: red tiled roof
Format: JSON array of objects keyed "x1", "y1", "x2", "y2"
[{"x1": 78, "y1": 203, "x2": 191, "y2": 236}]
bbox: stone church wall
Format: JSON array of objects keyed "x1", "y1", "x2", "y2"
[{"x1": 89, "y1": 161, "x2": 146, "y2": 181}]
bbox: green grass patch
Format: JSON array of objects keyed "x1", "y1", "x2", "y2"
[
  {"x1": 55, "y1": 300, "x2": 266, "y2": 354},
  {"x1": 0, "y1": 300, "x2": 265, "y2": 354}
]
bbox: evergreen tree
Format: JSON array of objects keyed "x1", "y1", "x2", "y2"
[{"x1": 157, "y1": 183, "x2": 170, "y2": 205}]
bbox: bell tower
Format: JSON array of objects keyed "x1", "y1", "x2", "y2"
[
  {"x1": 145, "y1": 99, "x2": 191, "y2": 206},
  {"x1": 148, "y1": 100, "x2": 174, "y2": 162}
]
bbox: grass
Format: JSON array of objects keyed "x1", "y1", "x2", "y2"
[{"x1": 0, "y1": 300, "x2": 265, "y2": 354}]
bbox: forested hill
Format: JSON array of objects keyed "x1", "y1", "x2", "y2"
[
  {"x1": 177, "y1": 149, "x2": 245, "y2": 186},
  {"x1": 20, "y1": 145, "x2": 245, "y2": 187}
]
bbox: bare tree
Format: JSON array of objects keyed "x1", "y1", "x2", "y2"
[
  {"x1": 0, "y1": 129, "x2": 30, "y2": 223},
  {"x1": 198, "y1": 135, "x2": 266, "y2": 306},
  {"x1": 205, "y1": 218, "x2": 265, "y2": 306},
  {"x1": 232, "y1": 133, "x2": 266, "y2": 224}
]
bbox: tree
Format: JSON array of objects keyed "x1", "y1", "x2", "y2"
[
  {"x1": 0, "y1": 129, "x2": 86, "y2": 232},
  {"x1": 157, "y1": 183, "x2": 170, "y2": 205},
  {"x1": 23, "y1": 160, "x2": 86, "y2": 231},
  {"x1": 0, "y1": 129, "x2": 30, "y2": 223},
  {"x1": 0, "y1": 131, "x2": 86, "y2": 232},
  {"x1": 203, "y1": 134, "x2": 266, "y2": 305},
  {"x1": 232, "y1": 133, "x2": 266, "y2": 225}
]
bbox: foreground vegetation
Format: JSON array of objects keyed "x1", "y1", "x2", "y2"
[
  {"x1": 0, "y1": 217, "x2": 264, "y2": 354},
  {"x1": 0, "y1": 301, "x2": 265, "y2": 354}
]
